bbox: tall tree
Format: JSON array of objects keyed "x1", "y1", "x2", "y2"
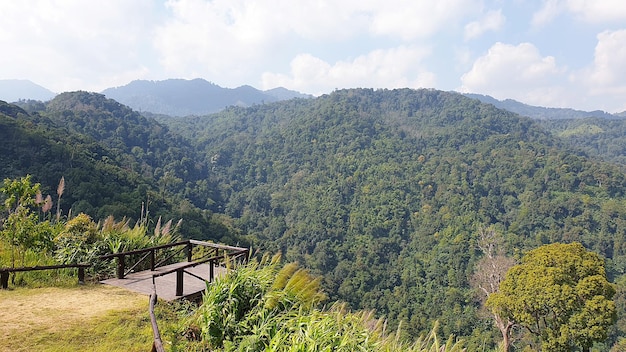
[
  {"x1": 488, "y1": 242, "x2": 616, "y2": 351},
  {"x1": 470, "y1": 226, "x2": 516, "y2": 351}
]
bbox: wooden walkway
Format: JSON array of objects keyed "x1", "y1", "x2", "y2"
[{"x1": 101, "y1": 261, "x2": 227, "y2": 301}]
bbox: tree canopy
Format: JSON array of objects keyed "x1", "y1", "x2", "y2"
[{"x1": 488, "y1": 242, "x2": 616, "y2": 351}]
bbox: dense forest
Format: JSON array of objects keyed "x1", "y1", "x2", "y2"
[
  {"x1": 1, "y1": 95, "x2": 236, "y2": 242},
  {"x1": 538, "y1": 117, "x2": 626, "y2": 168},
  {"x1": 3, "y1": 88, "x2": 626, "y2": 350}
]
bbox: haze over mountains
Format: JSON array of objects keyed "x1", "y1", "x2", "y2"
[
  {"x1": 1, "y1": 78, "x2": 624, "y2": 120},
  {"x1": 465, "y1": 93, "x2": 618, "y2": 120},
  {"x1": 0, "y1": 78, "x2": 311, "y2": 117},
  {"x1": 102, "y1": 78, "x2": 312, "y2": 116},
  {"x1": 0, "y1": 79, "x2": 56, "y2": 102}
]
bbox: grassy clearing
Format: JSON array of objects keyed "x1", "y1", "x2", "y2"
[{"x1": 0, "y1": 284, "x2": 156, "y2": 352}]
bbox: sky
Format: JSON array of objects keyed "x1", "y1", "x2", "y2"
[{"x1": 1, "y1": 0, "x2": 625, "y2": 113}]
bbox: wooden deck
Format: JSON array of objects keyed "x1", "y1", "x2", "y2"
[{"x1": 101, "y1": 261, "x2": 227, "y2": 301}]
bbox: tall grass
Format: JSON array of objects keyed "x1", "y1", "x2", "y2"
[
  {"x1": 169, "y1": 254, "x2": 465, "y2": 352},
  {"x1": 0, "y1": 212, "x2": 183, "y2": 287}
]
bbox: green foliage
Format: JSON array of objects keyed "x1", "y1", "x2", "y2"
[
  {"x1": 0, "y1": 175, "x2": 57, "y2": 268},
  {"x1": 176, "y1": 255, "x2": 464, "y2": 352},
  {"x1": 539, "y1": 117, "x2": 626, "y2": 168},
  {"x1": 1, "y1": 174, "x2": 40, "y2": 213},
  {"x1": 0, "y1": 94, "x2": 241, "y2": 244},
  {"x1": 53, "y1": 212, "x2": 182, "y2": 279},
  {"x1": 488, "y1": 242, "x2": 616, "y2": 351},
  {"x1": 160, "y1": 88, "x2": 626, "y2": 346},
  {"x1": 5, "y1": 88, "x2": 626, "y2": 348},
  {"x1": 54, "y1": 213, "x2": 102, "y2": 265},
  {"x1": 2, "y1": 207, "x2": 56, "y2": 265}
]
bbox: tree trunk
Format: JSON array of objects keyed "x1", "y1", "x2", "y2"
[
  {"x1": 501, "y1": 328, "x2": 510, "y2": 352},
  {"x1": 495, "y1": 315, "x2": 513, "y2": 352}
]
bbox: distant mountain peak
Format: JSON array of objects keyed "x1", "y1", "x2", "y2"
[
  {"x1": 464, "y1": 93, "x2": 617, "y2": 120},
  {"x1": 0, "y1": 79, "x2": 56, "y2": 102},
  {"x1": 102, "y1": 78, "x2": 311, "y2": 117}
]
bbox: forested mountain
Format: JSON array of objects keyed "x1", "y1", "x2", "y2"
[
  {"x1": 102, "y1": 78, "x2": 311, "y2": 116},
  {"x1": 160, "y1": 88, "x2": 626, "y2": 348},
  {"x1": 0, "y1": 93, "x2": 236, "y2": 242},
  {"x1": 463, "y1": 94, "x2": 626, "y2": 170},
  {"x1": 537, "y1": 117, "x2": 626, "y2": 168},
  {"x1": 465, "y1": 93, "x2": 617, "y2": 120},
  {"x1": 4, "y1": 88, "x2": 626, "y2": 349}
]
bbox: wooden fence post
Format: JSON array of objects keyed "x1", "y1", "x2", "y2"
[
  {"x1": 1, "y1": 271, "x2": 8, "y2": 289},
  {"x1": 176, "y1": 269, "x2": 184, "y2": 296},
  {"x1": 209, "y1": 259, "x2": 214, "y2": 283},
  {"x1": 150, "y1": 249, "x2": 156, "y2": 271},
  {"x1": 78, "y1": 267, "x2": 85, "y2": 284},
  {"x1": 117, "y1": 255, "x2": 125, "y2": 279},
  {"x1": 186, "y1": 242, "x2": 193, "y2": 262}
]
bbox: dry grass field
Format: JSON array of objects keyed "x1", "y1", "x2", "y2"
[{"x1": 0, "y1": 284, "x2": 155, "y2": 352}]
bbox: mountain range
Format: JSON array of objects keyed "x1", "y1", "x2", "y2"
[
  {"x1": 3, "y1": 88, "x2": 626, "y2": 349},
  {"x1": 2, "y1": 78, "x2": 623, "y2": 120},
  {"x1": 101, "y1": 78, "x2": 312, "y2": 116},
  {"x1": 464, "y1": 93, "x2": 618, "y2": 119}
]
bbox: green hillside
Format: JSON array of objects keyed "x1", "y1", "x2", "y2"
[
  {"x1": 3, "y1": 88, "x2": 626, "y2": 349},
  {"x1": 0, "y1": 93, "x2": 235, "y2": 242},
  {"x1": 538, "y1": 117, "x2": 626, "y2": 168},
  {"x1": 161, "y1": 88, "x2": 626, "y2": 348}
]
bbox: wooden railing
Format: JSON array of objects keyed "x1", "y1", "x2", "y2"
[
  {"x1": 146, "y1": 240, "x2": 249, "y2": 352},
  {"x1": 0, "y1": 263, "x2": 91, "y2": 289},
  {"x1": 98, "y1": 239, "x2": 248, "y2": 282},
  {"x1": 149, "y1": 285, "x2": 165, "y2": 352},
  {"x1": 0, "y1": 239, "x2": 249, "y2": 352},
  {"x1": 98, "y1": 240, "x2": 190, "y2": 279}
]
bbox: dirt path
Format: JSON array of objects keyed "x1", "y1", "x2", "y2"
[{"x1": 0, "y1": 284, "x2": 148, "y2": 351}]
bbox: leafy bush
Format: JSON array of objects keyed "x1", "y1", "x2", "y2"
[{"x1": 54, "y1": 213, "x2": 182, "y2": 279}]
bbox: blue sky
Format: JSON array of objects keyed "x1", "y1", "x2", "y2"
[{"x1": 1, "y1": 0, "x2": 625, "y2": 112}]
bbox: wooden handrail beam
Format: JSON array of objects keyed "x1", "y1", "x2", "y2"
[
  {"x1": 0, "y1": 263, "x2": 91, "y2": 273},
  {"x1": 99, "y1": 239, "x2": 246, "y2": 260},
  {"x1": 188, "y1": 239, "x2": 248, "y2": 252},
  {"x1": 98, "y1": 240, "x2": 190, "y2": 259},
  {"x1": 151, "y1": 254, "x2": 226, "y2": 278},
  {"x1": 149, "y1": 280, "x2": 165, "y2": 352},
  {"x1": 0, "y1": 263, "x2": 91, "y2": 289}
]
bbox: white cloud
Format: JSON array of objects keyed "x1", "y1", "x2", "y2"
[
  {"x1": 570, "y1": 29, "x2": 626, "y2": 112},
  {"x1": 367, "y1": 0, "x2": 478, "y2": 40},
  {"x1": 153, "y1": 0, "x2": 479, "y2": 90},
  {"x1": 261, "y1": 46, "x2": 435, "y2": 95},
  {"x1": 153, "y1": 0, "x2": 370, "y2": 86},
  {"x1": 460, "y1": 42, "x2": 570, "y2": 106},
  {"x1": 532, "y1": 0, "x2": 626, "y2": 26},
  {"x1": 0, "y1": 0, "x2": 157, "y2": 92},
  {"x1": 532, "y1": 0, "x2": 563, "y2": 27},
  {"x1": 1, "y1": 1, "x2": 623, "y2": 112},
  {"x1": 587, "y1": 30, "x2": 626, "y2": 88},
  {"x1": 566, "y1": 0, "x2": 626, "y2": 23},
  {"x1": 464, "y1": 9, "x2": 505, "y2": 40}
]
